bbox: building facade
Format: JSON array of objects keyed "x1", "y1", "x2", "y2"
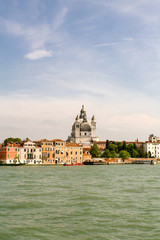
[
  {"x1": 0, "y1": 143, "x2": 21, "y2": 164},
  {"x1": 0, "y1": 139, "x2": 42, "y2": 164},
  {"x1": 143, "y1": 134, "x2": 160, "y2": 158},
  {"x1": 36, "y1": 139, "x2": 83, "y2": 164},
  {"x1": 20, "y1": 138, "x2": 42, "y2": 164},
  {"x1": 67, "y1": 105, "x2": 99, "y2": 146}
]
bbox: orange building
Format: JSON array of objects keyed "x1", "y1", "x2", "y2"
[
  {"x1": 36, "y1": 139, "x2": 83, "y2": 164},
  {"x1": 66, "y1": 143, "x2": 83, "y2": 164},
  {"x1": 0, "y1": 143, "x2": 21, "y2": 164}
]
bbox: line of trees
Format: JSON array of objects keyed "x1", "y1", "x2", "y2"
[{"x1": 90, "y1": 140, "x2": 150, "y2": 159}]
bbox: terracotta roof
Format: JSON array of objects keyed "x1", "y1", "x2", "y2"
[
  {"x1": 5, "y1": 143, "x2": 21, "y2": 147},
  {"x1": 52, "y1": 139, "x2": 65, "y2": 142},
  {"x1": 35, "y1": 139, "x2": 49, "y2": 142},
  {"x1": 83, "y1": 147, "x2": 91, "y2": 150},
  {"x1": 66, "y1": 143, "x2": 82, "y2": 147},
  {"x1": 93, "y1": 141, "x2": 106, "y2": 144}
]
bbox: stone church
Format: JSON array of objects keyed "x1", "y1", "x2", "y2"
[{"x1": 67, "y1": 105, "x2": 99, "y2": 146}]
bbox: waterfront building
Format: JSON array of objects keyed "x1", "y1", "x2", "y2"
[
  {"x1": 20, "y1": 138, "x2": 42, "y2": 164},
  {"x1": 66, "y1": 142, "x2": 83, "y2": 164},
  {"x1": 0, "y1": 143, "x2": 21, "y2": 164},
  {"x1": 67, "y1": 105, "x2": 99, "y2": 146},
  {"x1": 143, "y1": 134, "x2": 160, "y2": 158},
  {"x1": 35, "y1": 139, "x2": 55, "y2": 164},
  {"x1": 0, "y1": 138, "x2": 42, "y2": 164},
  {"x1": 36, "y1": 139, "x2": 83, "y2": 164}
]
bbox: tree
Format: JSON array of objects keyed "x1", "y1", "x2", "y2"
[
  {"x1": 4, "y1": 137, "x2": 22, "y2": 146},
  {"x1": 119, "y1": 150, "x2": 130, "y2": 161},
  {"x1": 90, "y1": 144, "x2": 101, "y2": 158},
  {"x1": 101, "y1": 149, "x2": 112, "y2": 158},
  {"x1": 116, "y1": 142, "x2": 123, "y2": 152},
  {"x1": 133, "y1": 143, "x2": 138, "y2": 150},
  {"x1": 122, "y1": 141, "x2": 127, "y2": 150},
  {"x1": 111, "y1": 151, "x2": 118, "y2": 158},
  {"x1": 109, "y1": 144, "x2": 118, "y2": 153},
  {"x1": 131, "y1": 149, "x2": 139, "y2": 158},
  {"x1": 105, "y1": 140, "x2": 110, "y2": 149}
]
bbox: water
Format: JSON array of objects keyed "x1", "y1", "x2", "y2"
[{"x1": 0, "y1": 165, "x2": 160, "y2": 240}]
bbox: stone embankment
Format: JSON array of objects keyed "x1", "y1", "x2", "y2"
[{"x1": 83, "y1": 158, "x2": 157, "y2": 165}]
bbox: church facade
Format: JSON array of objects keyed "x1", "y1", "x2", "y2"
[{"x1": 67, "y1": 105, "x2": 99, "y2": 146}]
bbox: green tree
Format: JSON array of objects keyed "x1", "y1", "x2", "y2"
[
  {"x1": 90, "y1": 144, "x2": 101, "y2": 158},
  {"x1": 133, "y1": 143, "x2": 138, "y2": 150},
  {"x1": 119, "y1": 150, "x2": 130, "y2": 160},
  {"x1": 101, "y1": 149, "x2": 112, "y2": 158},
  {"x1": 116, "y1": 142, "x2": 123, "y2": 152},
  {"x1": 131, "y1": 149, "x2": 139, "y2": 158},
  {"x1": 122, "y1": 141, "x2": 127, "y2": 150},
  {"x1": 4, "y1": 137, "x2": 22, "y2": 146},
  {"x1": 111, "y1": 151, "x2": 118, "y2": 158},
  {"x1": 105, "y1": 140, "x2": 110, "y2": 149},
  {"x1": 109, "y1": 144, "x2": 118, "y2": 153}
]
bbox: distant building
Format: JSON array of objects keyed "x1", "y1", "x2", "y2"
[
  {"x1": 67, "y1": 105, "x2": 99, "y2": 146},
  {"x1": 0, "y1": 138, "x2": 42, "y2": 164},
  {"x1": 35, "y1": 139, "x2": 83, "y2": 164},
  {"x1": 0, "y1": 143, "x2": 21, "y2": 164},
  {"x1": 143, "y1": 134, "x2": 160, "y2": 158},
  {"x1": 20, "y1": 138, "x2": 42, "y2": 164}
]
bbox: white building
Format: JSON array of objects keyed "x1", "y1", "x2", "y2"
[
  {"x1": 143, "y1": 134, "x2": 160, "y2": 158},
  {"x1": 20, "y1": 138, "x2": 42, "y2": 164},
  {"x1": 67, "y1": 105, "x2": 99, "y2": 146}
]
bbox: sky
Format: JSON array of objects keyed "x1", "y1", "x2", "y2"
[{"x1": 0, "y1": 0, "x2": 160, "y2": 142}]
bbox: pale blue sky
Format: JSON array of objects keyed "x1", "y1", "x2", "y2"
[{"x1": 0, "y1": 0, "x2": 160, "y2": 142}]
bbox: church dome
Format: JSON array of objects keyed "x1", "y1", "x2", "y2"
[{"x1": 80, "y1": 122, "x2": 91, "y2": 131}]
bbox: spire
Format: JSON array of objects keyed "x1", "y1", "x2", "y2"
[
  {"x1": 79, "y1": 105, "x2": 87, "y2": 120},
  {"x1": 76, "y1": 115, "x2": 79, "y2": 121},
  {"x1": 91, "y1": 115, "x2": 96, "y2": 122}
]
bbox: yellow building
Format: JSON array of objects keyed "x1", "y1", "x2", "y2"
[{"x1": 35, "y1": 139, "x2": 83, "y2": 164}]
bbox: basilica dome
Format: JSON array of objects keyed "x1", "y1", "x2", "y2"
[{"x1": 80, "y1": 122, "x2": 91, "y2": 131}]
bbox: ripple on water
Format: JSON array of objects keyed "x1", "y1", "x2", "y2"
[{"x1": 1, "y1": 165, "x2": 160, "y2": 240}]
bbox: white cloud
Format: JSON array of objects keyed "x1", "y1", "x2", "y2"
[
  {"x1": 25, "y1": 49, "x2": 53, "y2": 60},
  {"x1": 0, "y1": 6, "x2": 68, "y2": 50},
  {"x1": 53, "y1": 7, "x2": 68, "y2": 30},
  {"x1": 94, "y1": 42, "x2": 119, "y2": 47}
]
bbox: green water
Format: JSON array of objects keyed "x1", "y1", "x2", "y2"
[{"x1": 0, "y1": 165, "x2": 160, "y2": 240}]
